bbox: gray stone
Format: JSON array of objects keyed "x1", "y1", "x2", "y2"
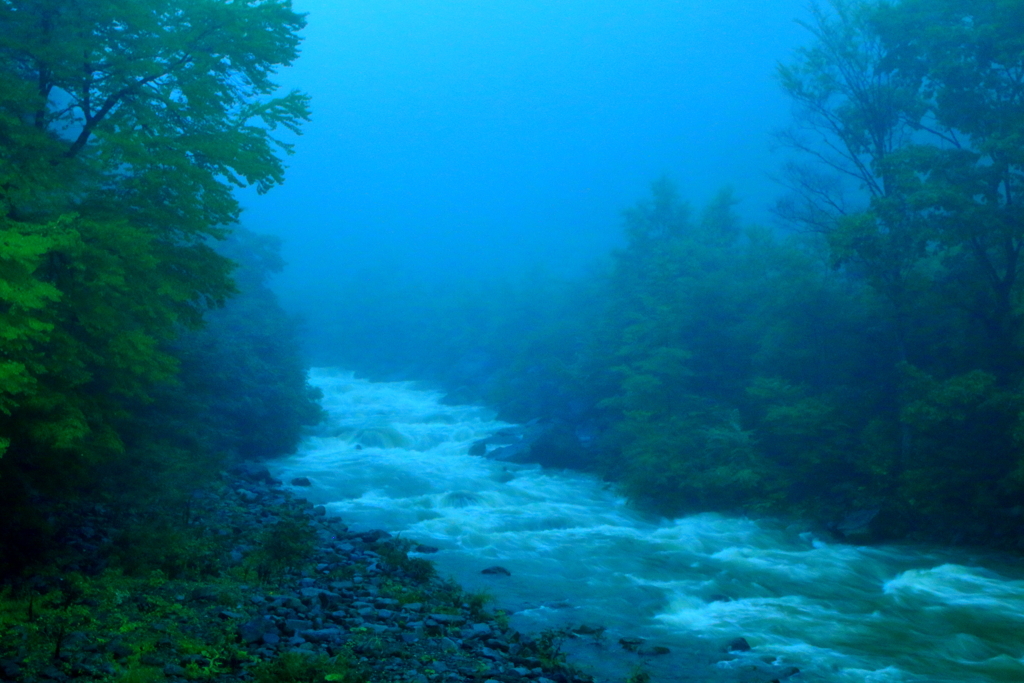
[
  {"x1": 283, "y1": 619, "x2": 314, "y2": 635},
  {"x1": 262, "y1": 633, "x2": 281, "y2": 646},
  {"x1": 471, "y1": 623, "x2": 492, "y2": 637},
  {"x1": 239, "y1": 618, "x2": 272, "y2": 644},
  {"x1": 428, "y1": 613, "x2": 466, "y2": 625},
  {"x1": 439, "y1": 637, "x2": 458, "y2": 652},
  {"x1": 163, "y1": 664, "x2": 186, "y2": 677},
  {"x1": 403, "y1": 602, "x2": 423, "y2": 611},
  {"x1": 300, "y1": 628, "x2": 344, "y2": 643},
  {"x1": 291, "y1": 477, "x2": 312, "y2": 486},
  {"x1": 726, "y1": 637, "x2": 751, "y2": 652},
  {"x1": 481, "y1": 566, "x2": 511, "y2": 576}
]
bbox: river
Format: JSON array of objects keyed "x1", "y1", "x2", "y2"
[{"x1": 269, "y1": 368, "x2": 1024, "y2": 683}]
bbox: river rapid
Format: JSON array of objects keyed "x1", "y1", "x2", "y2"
[{"x1": 269, "y1": 368, "x2": 1024, "y2": 683}]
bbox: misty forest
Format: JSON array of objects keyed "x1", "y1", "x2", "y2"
[{"x1": 2, "y1": 1, "x2": 1024, "y2": 682}]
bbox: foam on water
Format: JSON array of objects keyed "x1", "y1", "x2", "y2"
[{"x1": 272, "y1": 369, "x2": 1024, "y2": 683}]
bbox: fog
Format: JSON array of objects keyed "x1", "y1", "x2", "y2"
[{"x1": 239, "y1": 0, "x2": 808, "y2": 315}]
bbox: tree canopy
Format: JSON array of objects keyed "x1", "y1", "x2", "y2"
[{"x1": 0, "y1": 0, "x2": 309, "y2": 505}]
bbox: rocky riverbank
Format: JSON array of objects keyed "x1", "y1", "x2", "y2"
[{"x1": 0, "y1": 461, "x2": 598, "y2": 683}]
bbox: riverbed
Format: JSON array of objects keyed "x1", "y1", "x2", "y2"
[{"x1": 269, "y1": 369, "x2": 1024, "y2": 683}]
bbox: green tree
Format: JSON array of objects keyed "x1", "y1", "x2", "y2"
[{"x1": 0, "y1": 0, "x2": 308, "y2": 514}]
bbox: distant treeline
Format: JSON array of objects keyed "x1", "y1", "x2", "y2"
[
  {"x1": 0, "y1": 0, "x2": 319, "y2": 572},
  {"x1": 317, "y1": 0, "x2": 1024, "y2": 547}
]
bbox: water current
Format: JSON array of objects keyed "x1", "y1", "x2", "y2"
[{"x1": 270, "y1": 369, "x2": 1024, "y2": 683}]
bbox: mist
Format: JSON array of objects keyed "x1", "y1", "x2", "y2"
[{"x1": 239, "y1": 0, "x2": 808, "y2": 313}]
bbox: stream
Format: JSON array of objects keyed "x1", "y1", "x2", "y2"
[{"x1": 269, "y1": 368, "x2": 1024, "y2": 683}]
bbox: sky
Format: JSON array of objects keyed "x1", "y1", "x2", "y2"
[{"x1": 238, "y1": 0, "x2": 811, "y2": 308}]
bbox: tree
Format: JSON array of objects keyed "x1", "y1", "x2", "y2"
[{"x1": 0, "y1": 0, "x2": 308, "y2": 493}]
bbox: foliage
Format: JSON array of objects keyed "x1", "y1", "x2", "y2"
[
  {"x1": 250, "y1": 652, "x2": 364, "y2": 683},
  {"x1": 0, "y1": 0, "x2": 310, "y2": 569},
  {"x1": 248, "y1": 516, "x2": 317, "y2": 582}
]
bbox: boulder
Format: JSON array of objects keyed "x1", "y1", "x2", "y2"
[
  {"x1": 726, "y1": 637, "x2": 751, "y2": 652},
  {"x1": 481, "y1": 566, "x2": 511, "y2": 576}
]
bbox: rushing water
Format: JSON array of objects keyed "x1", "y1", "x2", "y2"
[{"x1": 271, "y1": 369, "x2": 1024, "y2": 683}]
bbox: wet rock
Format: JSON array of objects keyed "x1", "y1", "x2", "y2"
[
  {"x1": 470, "y1": 623, "x2": 493, "y2": 637},
  {"x1": 468, "y1": 441, "x2": 488, "y2": 456},
  {"x1": 291, "y1": 477, "x2": 312, "y2": 487},
  {"x1": 361, "y1": 529, "x2": 391, "y2": 543},
  {"x1": 619, "y1": 637, "x2": 644, "y2": 652},
  {"x1": 413, "y1": 544, "x2": 439, "y2": 553},
  {"x1": 572, "y1": 625, "x2": 605, "y2": 636},
  {"x1": 230, "y1": 462, "x2": 275, "y2": 483},
  {"x1": 163, "y1": 664, "x2": 186, "y2": 677},
  {"x1": 778, "y1": 666, "x2": 801, "y2": 679},
  {"x1": 481, "y1": 566, "x2": 511, "y2": 576},
  {"x1": 726, "y1": 637, "x2": 751, "y2": 652},
  {"x1": 428, "y1": 613, "x2": 466, "y2": 625}
]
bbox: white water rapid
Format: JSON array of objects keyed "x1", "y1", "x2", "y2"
[{"x1": 270, "y1": 369, "x2": 1024, "y2": 683}]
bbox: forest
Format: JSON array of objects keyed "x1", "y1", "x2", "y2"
[
  {"x1": 320, "y1": 0, "x2": 1024, "y2": 548},
  {"x1": 1, "y1": 0, "x2": 1023, "y2": 681},
  {"x1": 0, "y1": 0, "x2": 1022, "y2": 588},
  {"x1": 0, "y1": 0, "x2": 320, "y2": 571}
]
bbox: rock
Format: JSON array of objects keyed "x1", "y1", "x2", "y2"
[
  {"x1": 403, "y1": 602, "x2": 423, "y2": 612},
  {"x1": 572, "y1": 624, "x2": 605, "y2": 636},
  {"x1": 291, "y1": 477, "x2": 312, "y2": 487},
  {"x1": 361, "y1": 529, "x2": 391, "y2": 543},
  {"x1": 778, "y1": 666, "x2": 801, "y2": 679},
  {"x1": 313, "y1": 505, "x2": 327, "y2": 516},
  {"x1": 262, "y1": 633, "x2": 281, "y2": 646},
  {"x1": 283, "y1": 619, "x2": 314, "y2": 635},
  {"x1": 470, "y1": 623, "x2": 493, "y2": 637},
  {"x1": 481, "y1": 566, "x2": 511, "y2": 576},
  {"x1": 300, "y1": 628, "x2": 344, "y2": 643},
  {"x1": 619, "y1": 637, "x2": 644, "y2": 652},
  {"x1": 230, "y1": 462, "x2": 275, "y2": 483},
  {"x1": 0, "y1": 660, "x2": 22, "y2": 678},
  {"x1": 439, "y1": 637, "x2": 459, "y2": 652},
  {"x1": 401, "y1": 633, "x2": 419, "y2": 644},
  {"x1": 428, "y1": 613, "x2": 466, "y2": 625},
  {"x1": 239, "y1": 618, "x2": 273, "y2": 644},
  {"x1": 139, "y1": 654, "x2": 164, "y2": 667},
  {"x1": 104, "y1": 642, "x2": 132, "y2": 658},
  {"x1": 648, "y1": 646, "x2": 671, "y2": 655},
  {"x1": 163, "y1": 664, "x2": 186, "y2": 677},
  {"x1": 190, "y1": 587, "x2": 221, "y2": 602},
  {"x1": 726, "y1": 637, "x2": 751, "y2": 652},
  {"x1": 468, "y1": 441, "x2": 488, "y2": 456},
  {"x1": 413, "y1": 544, "x2": 439, "y2": 553}
]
